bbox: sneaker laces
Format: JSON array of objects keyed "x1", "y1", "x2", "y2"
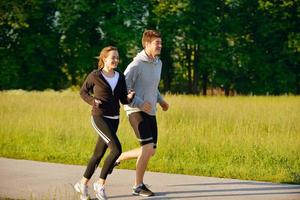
[
  {"x1": 82, "y1": 184, "x2": 88, "y2": 196},
  {"x1": 134, "y1": 183, "x2": 151, "y2": 190}
]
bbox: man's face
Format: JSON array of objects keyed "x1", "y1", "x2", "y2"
[{"x1": 146, "y1": 38, "x2": 162, "y2": 58}]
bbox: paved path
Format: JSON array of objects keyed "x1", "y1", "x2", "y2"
[{"x1": 0, "y1": 157, "x2": 299, "y2": 200}]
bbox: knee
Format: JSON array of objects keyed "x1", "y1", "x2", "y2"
[
  {"x1": 92, "y1": 152, "x2": 104, "y2": 161},
  {"x1": 113, "y1": 147, "x2": 122, "y2": 158},
  {"x1": 110, "y1": 148, "x2": 122, "y2": 158},
  {"x1": 109, "y1": 145, "x2": 122, "y2": 158},
  {"x1": 151, "y1": 148, "x2": 156, "y2": 156},
  {"x1": 113, "y1": 148, "x2": 122, "y2": 158},
  {"x1": 142, "y1": 144, "x2": 155, "y2": 157}
]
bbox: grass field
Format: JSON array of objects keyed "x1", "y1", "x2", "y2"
[{"x1": 0, "y1": 90, "x2": 299, "y2": 184}]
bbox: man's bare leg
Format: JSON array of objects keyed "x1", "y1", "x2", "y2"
[
  {"x1": 135, "y1": 143, "x2": 155, "y2": 186},
  {"x1": 117, "y1": 147, "x2": 141, "y2": 162}
]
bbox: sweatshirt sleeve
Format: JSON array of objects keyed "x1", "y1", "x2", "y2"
[
  {"x1": 157, "y1": 89, "x2": 164, "y2": 103},
  {"x1": 80, "y1": 73, "x2": 95, "y2": 106},
  {"x1": 124, "y1": 63, "x2": 144, "y2": 108}
]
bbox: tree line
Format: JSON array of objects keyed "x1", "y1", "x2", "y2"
[{"x1": 1, "y1": 0, "x2": 299, "y2": 95}]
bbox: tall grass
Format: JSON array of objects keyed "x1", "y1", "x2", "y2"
[{"x1": 0, "y1": 90, "x2": 299, "y2": 184}]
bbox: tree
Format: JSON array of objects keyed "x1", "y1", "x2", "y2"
[
  {"x1": 56, "y1": 0, "x2": 149, "y2": 86},
  {"x1": 0, "y1": 0, "x2": 66, "y2": 90}
]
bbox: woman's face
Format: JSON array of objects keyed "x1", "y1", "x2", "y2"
[{"x1": 104, "y1": 50, "x2": 119, "y2": 69}]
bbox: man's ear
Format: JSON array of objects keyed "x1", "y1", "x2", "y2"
[{"x1": 145, "y1": 41, "x2": 150, "y2": 49}]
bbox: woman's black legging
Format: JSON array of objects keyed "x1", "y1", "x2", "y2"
[{"x1": 83, "y1": 115, "x2": 121, "y2": 180}]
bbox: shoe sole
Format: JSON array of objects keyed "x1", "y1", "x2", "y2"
[
  {"x1": 132, "y1": 192, "x2": 154, "y2": 197},
  {"x1": 95, "y1": 193, "x2": 107, "y2": 200}
]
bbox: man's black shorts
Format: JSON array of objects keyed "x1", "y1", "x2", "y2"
[{"x1": 128, "y1": 112, "x2": 157, "y2": 148}]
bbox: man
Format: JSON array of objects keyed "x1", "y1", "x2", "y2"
[{"x1": 116, "y1": 29, "x2": 169, "y2": 197}]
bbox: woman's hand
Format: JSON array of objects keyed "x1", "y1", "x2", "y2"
[
  {"x1": 94, "y1": 99, "x2": 102, "y2": 107},
  {"x1": 127, "y1": 90, "x2": 135, "y2": 100}
]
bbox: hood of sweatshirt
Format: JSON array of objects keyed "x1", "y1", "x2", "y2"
[{"x1": 133, "y1": 50, "x2": 160, "y2": 64}]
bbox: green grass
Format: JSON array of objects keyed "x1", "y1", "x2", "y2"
[{"x1": 1, "y1": 90, "x2": 299, "y2": 184}]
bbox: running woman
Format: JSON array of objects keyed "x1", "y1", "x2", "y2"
[
  {"x1": 114, "y1": 30, "x2": 169, "y2": 197},
  {"x1": 74, "y1": 46, "x2": 135, "y2": 200}
]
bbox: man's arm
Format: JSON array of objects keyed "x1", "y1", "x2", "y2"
[{"x1": 157, "y1": 89, "x2": 169, "y2": 111}]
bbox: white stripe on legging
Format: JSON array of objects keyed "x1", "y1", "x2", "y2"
[{"x1": 91, "y1": 116, "x2": 110, "y2": 144}]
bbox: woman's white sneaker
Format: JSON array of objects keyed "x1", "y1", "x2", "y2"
[
  {"x1": 74, "y1": 182, "x2": 90, "y2": 200},
  {"x1": 93, "y1": 182, "x2": 108, "y2": 200}
]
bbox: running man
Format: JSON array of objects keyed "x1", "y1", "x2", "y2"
[{"x1": 115, "y1": 29, "x2": 169, "y2": 197}]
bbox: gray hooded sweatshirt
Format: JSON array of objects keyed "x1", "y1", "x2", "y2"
[{"x1": 124, "y1": 50, "x2": 164, "y2": 116}]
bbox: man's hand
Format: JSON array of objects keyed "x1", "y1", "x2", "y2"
[
  {"x1": 159, "y1": 100, "x2": 169, "y2": 111},
  {"x1": 141, "y1": 101, "x2": 152, "y2": 113}
]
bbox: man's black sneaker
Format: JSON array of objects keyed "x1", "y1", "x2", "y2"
[
  {"x1": 132, "y1": 183, "x2": 154, "y2": 197},
  {"x1": 108, "y1": 161, "x2": 120, "y2": 174}
]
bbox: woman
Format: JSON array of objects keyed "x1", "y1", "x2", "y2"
[{"x1": 74, "y1": 46, "x2": 135, "y2": 200}]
